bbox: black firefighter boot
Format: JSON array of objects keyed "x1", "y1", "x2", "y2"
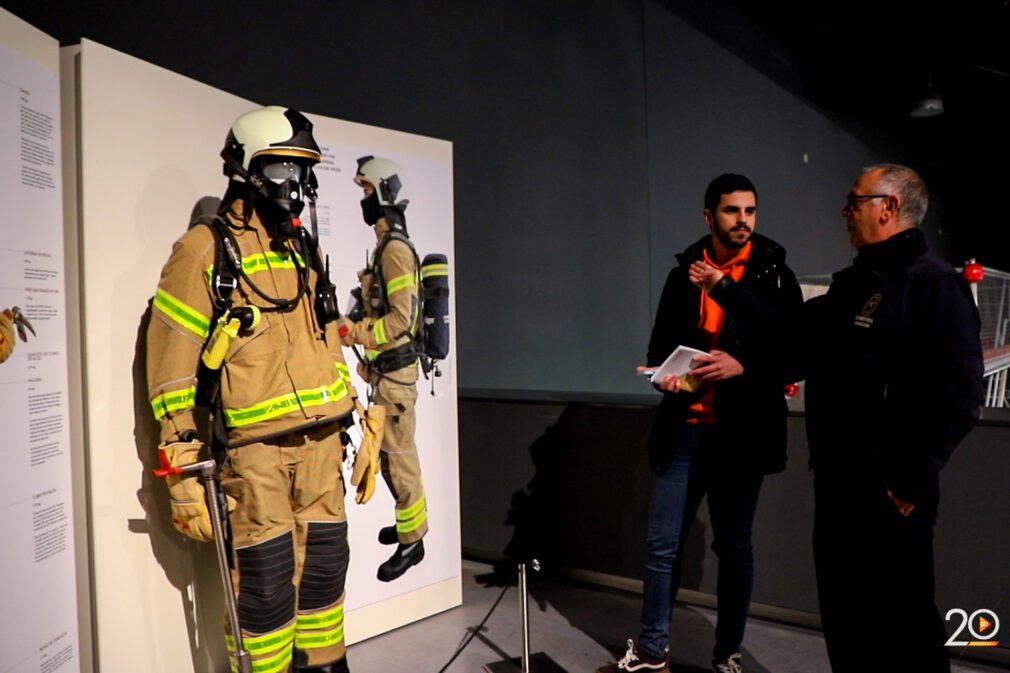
[
  {"x1": 292, "y1": 654, "x2": 349, "y2": 673},
  {"x1": 377, "y1": 525, "x2": 398, "y2": 545},
  {"x1": 377, "y1": 539, "x2": 425, "y2": 582}
]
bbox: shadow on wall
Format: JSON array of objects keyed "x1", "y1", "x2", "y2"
[
  {"x1": 467, "y1": 401, "x2": 784, "y2": 671},
  {"x1": 129, "y1": 303, "x2": 229, "y2": 673},
  {"x1": 471, "y1": 407, "x2": 698, "y2": 615},
  {"x1": 477, "y1": 403, "x2": 705, "y2": 581}
]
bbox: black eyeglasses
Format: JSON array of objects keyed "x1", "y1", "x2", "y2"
[{"x1": 844, "y1": 193, "x2": 890, "y2": 211}]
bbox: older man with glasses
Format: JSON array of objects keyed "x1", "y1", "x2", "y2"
[{"x1": 803, "y1": 164, "x2": 984, "y2": 672}]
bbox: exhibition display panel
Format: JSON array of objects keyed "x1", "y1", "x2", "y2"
[{"x1": 1, "y1": 11, "x2": 460, "y2": 673}]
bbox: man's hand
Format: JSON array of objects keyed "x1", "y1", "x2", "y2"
[
  {"x1": 887, "y1": 489, "x2": 916, "y2": 516},
  {"x1": 688, "y1": 261, "x2": 725, "y2": 293},
  {"x1": 689, "y1": 350, "x2": 744, "y2": 382},
  {"x1": 657, "y1": 373, "x2": 681, "y2": 392}
]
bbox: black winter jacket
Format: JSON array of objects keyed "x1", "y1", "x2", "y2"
[
  {"x1": 645, "y1": 233, "x2": 804, "y2": 475},
  {"x1": 804, "y1": 228, "x2": 984, "y2": 505}
]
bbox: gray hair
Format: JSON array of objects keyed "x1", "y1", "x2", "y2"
[{"x1": 864, "y1": 163, "x2": 929, "y2": 226}]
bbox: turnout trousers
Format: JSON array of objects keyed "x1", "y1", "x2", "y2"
[
  {"x1": 370, "y1": 365, "x2": 428, "y2": 543},
  {"x1": 220, "y1": 422, "x2": 349, "y2": 673}
]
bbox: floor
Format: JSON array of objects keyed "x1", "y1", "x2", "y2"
[{"x1": 346, "y1": 560, "x2": 1007, "y2": 673}]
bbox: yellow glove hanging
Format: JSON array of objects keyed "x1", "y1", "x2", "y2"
[
  {"x1": 157, "y1": 440, "x2": 214, "y2": 541},
  {"x1": 351, "y1": 404, "x2": 385, "y2": 504}
]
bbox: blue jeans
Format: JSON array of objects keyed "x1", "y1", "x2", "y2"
[{"x1": 639, "y1": 424, "x2": 764, "y2": 660}]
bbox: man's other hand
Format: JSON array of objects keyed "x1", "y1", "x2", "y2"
[
  {"x1": 690, "y1": 350, "x2": 744, "y2": 381},
  {"x1": 688, "y1": 261, "x2": 725, "y2": 292}
]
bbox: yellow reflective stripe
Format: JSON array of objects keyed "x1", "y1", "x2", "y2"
[
  {"x1": 249, "y1": 647, "x2": 292, "y2": 673},
  {"x1": 226, "y1": 641, "x2": 293, "y2": 673},
  {"x1": 225, "y1": 625, "x2": 294, "y2": 655},
  {"x1": 334, "y1": 362, "x2": 351, "y2": 384},
  {"x1": 396, "y1": 495, "x2": 426, "y2": 522},
  {"x1": 373, "y1": 317, "x2": 388, "y2": 345},
  {"x1": 153, "y1": 288, "x2": 210, "y2": 338},
  {"x1": 364, "y1": 348, "x2": 381, "y2": 361},
  {"x1": 223, "y1": 378, "x2": 348, "y2": 427},
  {"x1": 397, "y1": 508, "x2": 427, "y2": 534},
  {"x1": 296, "y1": 604, "x2": 344, "y2": 629},
  {"x1": 295, "y1": 625, "x2": 344, "y2": 649},
  {"x1": 386, "y1": 272, "x2": 418, "y2": 295},
  {"x1": 151, "y1": 385, "x2": 197, "y2": 420},
  {"x1": 206, "y1": 251, "x2": 305, "y2": 283},
  {"x1": 295, "y1": 604, "x2": 344, "y2": 650},
  {"x1": 396, "y1": 495, "x2": 427, "y2": 533},
  {"x1": 421, "y1": 263, "x2": 448, "y2": 278}
]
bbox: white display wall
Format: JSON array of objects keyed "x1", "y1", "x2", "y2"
[
  {"x1": 0, "y1": 22, "x2": 459, "y2": 672},
  {"x1": 74, "y1": 39, "x2": 460, "y2": 673},
  {"x1": 0, "y1": 9, "x2": 81, "y2": 673}
]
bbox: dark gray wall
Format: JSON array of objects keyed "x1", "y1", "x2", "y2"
[
  {"x1": 5, "y1": 0, "x2": 942, "y2": 398},
  {"x1": 643, "y1": 2, "x2": 863, "y2": 292},
  {"x1": 460, "y1": 398, "x2": 1010, "y2": 655}
]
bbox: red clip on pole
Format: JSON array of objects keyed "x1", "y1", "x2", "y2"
[{"x1": 152, "y1": 449, "x2": 182, "y2": 477}]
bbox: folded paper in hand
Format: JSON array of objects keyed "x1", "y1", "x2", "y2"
[{"x1": 650, "y1": 345, "x2": 710, "y2": 382}]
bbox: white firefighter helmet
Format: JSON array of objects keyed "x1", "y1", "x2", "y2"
[
  {"x1": 222, "y1": 106, "x2": 321, "y2": 181},
  {"x1": 354, "y1": 156, "x2": 404, "y2": 206}
]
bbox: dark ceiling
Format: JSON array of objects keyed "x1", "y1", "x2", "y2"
[
  {"x1": 670, "y1": 0, "x2": 1010, "y2": 267},
  {"x1": 5, "y1": 0, "x2": 1009, "y2": 267}
]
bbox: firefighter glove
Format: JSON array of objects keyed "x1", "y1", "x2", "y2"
[
  {"x1": 351, "y1": 404, "x2": 385, "y2": 504},
  {"x1": 159, "y1": 440, "x2": 214, "y2": 542}
]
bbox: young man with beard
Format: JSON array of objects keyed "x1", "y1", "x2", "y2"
[{"x1": 598, "y1": 174, "x2": 802, "y2": 673}]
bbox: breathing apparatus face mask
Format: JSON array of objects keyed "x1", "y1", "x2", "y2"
[
  {"x1": 360, "y1": 190, "x2": 382, "y2": 226},
  {"x1": 251, "y1": 159, "x2": 315, "y2": 238}
]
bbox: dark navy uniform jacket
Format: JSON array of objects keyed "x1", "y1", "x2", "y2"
[{"x1": 804, "y1": 228, "x2": 984, "y2": 505}]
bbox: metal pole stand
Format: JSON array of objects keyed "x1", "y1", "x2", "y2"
[
  {"x1": 160, "y1": 458, "x2": 252, "y2": 673},
  {"x1": 483, "y1": 560, "x2": 568, "y2": 673}
]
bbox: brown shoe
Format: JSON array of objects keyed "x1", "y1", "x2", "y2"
[{"x1": 596, "y1": 639, "x2": 669, "y2": 673}]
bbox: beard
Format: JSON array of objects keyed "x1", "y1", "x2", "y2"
[{"x1": 715, "y1": 224, "x2": 752, "y2": 249}]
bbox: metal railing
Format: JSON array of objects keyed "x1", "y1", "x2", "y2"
[{"x1": 972, "y1": 267, "x2": 1010, "y2": 407}]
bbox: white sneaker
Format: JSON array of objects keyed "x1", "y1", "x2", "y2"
[
  {"x1": 596, "y1": 639, "x2": 669, "y2": 672},
  {"x1": 712, "y1": 652, "x2": 742, "y2": 673}
]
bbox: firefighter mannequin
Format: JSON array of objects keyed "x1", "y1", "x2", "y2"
[
  {"x1": 147, "y1": 106, "x2": 363, "y2": 673},
  {"x1": 337, "y1": 156, "x2": 428, "y2": 582}
]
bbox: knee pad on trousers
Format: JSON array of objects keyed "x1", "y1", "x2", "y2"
[
  {"x1": 298, "y1": 521, "x2": 349, "y2": 610},
  {"x1": 236, "y1": 530, "x2": 296, "y2": 633}
]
